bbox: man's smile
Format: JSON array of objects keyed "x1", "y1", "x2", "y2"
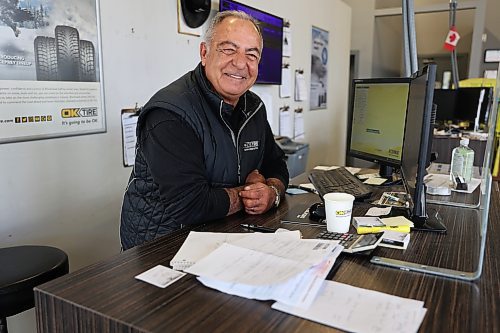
[{"x1": 225, "y1": 73, "x2": 247, "y2": 80}]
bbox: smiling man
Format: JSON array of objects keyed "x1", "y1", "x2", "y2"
[{"x1": 120, "y1": 11, "x2": 289, "y2": 250}]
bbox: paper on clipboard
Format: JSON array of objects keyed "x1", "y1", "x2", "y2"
[{"x1": 121, "y1": 108, "x2": 139, "y2": 167}]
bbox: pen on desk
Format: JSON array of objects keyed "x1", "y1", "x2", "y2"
[
  {"x1": 383, "y1": 193, "x2": 404, "y2": 204},
  {"x1": 240, "y1": 224, "x2": 277, "y2": 233}
]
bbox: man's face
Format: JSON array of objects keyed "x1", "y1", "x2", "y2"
[{"x1": 200, "y1": 17, "x2": 262, "y2": 106}]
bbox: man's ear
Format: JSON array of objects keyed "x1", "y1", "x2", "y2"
[{"x1": 200, "y1": 42, "x2": 208, "y2": 66}]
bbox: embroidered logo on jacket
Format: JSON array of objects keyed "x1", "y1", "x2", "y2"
[{"x1": 243, "y1": 140, "x2": 259, "y2": 152}]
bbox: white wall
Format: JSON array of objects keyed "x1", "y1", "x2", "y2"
[
  {"x1": 343, "y1": 0, "x2": 375, "y2": 78},
  {"x1": 1, "y1": 1, "x2": 351, "y2": 332}
]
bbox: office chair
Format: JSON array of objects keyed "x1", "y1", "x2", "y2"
[{"x1": 0, "y1": 245, "x2": 69, "y2": 333}]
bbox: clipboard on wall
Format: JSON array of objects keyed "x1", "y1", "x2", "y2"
[{"x1": 121, "y1": 106, "x2": 141, "y2": 167}]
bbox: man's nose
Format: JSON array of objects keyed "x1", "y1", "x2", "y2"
[{"x1": 231, "y1": 51, "x2": 247, "y2": 68}]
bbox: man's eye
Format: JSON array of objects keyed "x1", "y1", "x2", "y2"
[
  {"x1": 246, "y1": 54, "x2": 259, "y2": 61},
  {"x1": 221, "y1": 48, "x2": 237, "y2": 55}
]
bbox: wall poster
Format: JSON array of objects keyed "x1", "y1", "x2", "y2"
[
  {"x1": 310, "y1": 26, "x2": 328, "y2": 110},
  {"x1": 0, "y1": 0, "x2": 105, "y2": 144}
]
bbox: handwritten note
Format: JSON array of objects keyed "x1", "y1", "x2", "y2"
[{"x1": 272, "y1": 281, "x2": 427, "y2": 333}]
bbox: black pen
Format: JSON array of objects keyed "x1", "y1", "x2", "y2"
[{"x1": 240, "y1": 224, "x2": 277, "y2": 233}]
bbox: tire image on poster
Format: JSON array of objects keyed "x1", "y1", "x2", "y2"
[
  {"x1": 34, "y1": 36, "x2": 59, "y2": 81},
  {"x1": 55, "y1": 25, "x2": 81, "y2": 81},
  {"x1": 34, "y1": 25, "x2": 97, "y2": 82},
  {"x1": 79, "y1": 40, "x2": 96, "y2": 82}
]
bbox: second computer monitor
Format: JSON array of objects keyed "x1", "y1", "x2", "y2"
[
  {"x1": 401, "y1": 63, "x2": 446, "y2": 232},
  {"x1": 347, "y1": 78, "x2": 411, "y2": 177}
]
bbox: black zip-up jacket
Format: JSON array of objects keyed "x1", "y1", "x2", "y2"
[{"x1": 120, "y1": 63, "x2": 289, "y2": 250}]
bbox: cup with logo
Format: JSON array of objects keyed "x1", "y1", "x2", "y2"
[{"x1": 323, "y1": 192, "x2": 355, "y2": 233}]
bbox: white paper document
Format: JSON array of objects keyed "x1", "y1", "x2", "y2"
[
  {"x1": 175, "y1": 231, "x2": 343, "y2": 309},
  {"x1": 381, "y1": 216, "x2": 414, "y2": 227},
  {"x1": 295, "y1": 71, "x2": 307, "y2": 101},
  {"x1": 279, "y1": 109, "x2": 293, "y2": 137},
  {"x1": 294, "y1": 110, "x2": 304, "y2": 139},
  {"x1": 185, "y1": 238, "x2": 337, "y2": 286},
  {"x1": 170, "y1": 231, "x2": 301, "y2": 271},
  {"x1": 280, "y1": 67, "x2": 292, "y2": 98},
  {"x1": 313, "y1": 165, "x2": 340, "y2": 171},
  {"x1": 186, "y1": 243, "x2": 309, "y2": 285},
  {"x1": 365, "y1": 206, "x2": 392, "y2": 217},
  {"x1": 198, "y1": 246, "x2": 342, "y2": 309},
  {"x1": 121, "y1": 113, "x2": 138, "y2": 167},
  {"x1": 345, "y1": 167, "x2": 362, "y2": 175},
  {"x1": 230, "y1": 234, "x2": 333, "y2": 266},
  {"x1": 135, "y1": 265, "x2": 186, "y2": 288},
  {"x1": 272, "y1": 281, "x2": 427, "y2": 333},
  {"x1": 363, "y1": 177, "x2": 388, "y2": 185},
  {"x1": 170, "y1": 232, "x2": 249, "y2": 271}
]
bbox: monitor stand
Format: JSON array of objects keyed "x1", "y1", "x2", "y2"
[
  {"x1": 379, "y1": 164, "x2": 394, "y2": 179},
  {"x1": 406, "y1": 208, "x2": 447, "y2": 233},
  {"x1": 390, "y1": 207, "x2": 447, "y2": 233}
]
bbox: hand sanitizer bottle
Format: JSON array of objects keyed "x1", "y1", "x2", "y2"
[{"x1": 450, "y1": 138, "x2": 475, "y2": 183}]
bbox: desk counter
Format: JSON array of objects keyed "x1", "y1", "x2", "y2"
[{"x1": 34, "y1": 181, "x2": 500, "y2": 332}]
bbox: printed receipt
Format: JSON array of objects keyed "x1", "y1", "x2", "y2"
[{"x1": 135, "y1": 265, "x2": 186, "y2": 288}]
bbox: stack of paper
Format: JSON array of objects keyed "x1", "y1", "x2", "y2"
[
  {"x1": 170, "y1": 232, "x2": 248, "y2": 271},
  {"x1": 380, "y1": 216, "x2": 414, "y2": 229},
  {"x1": 173, "y1": 231, "x2": 342, "y2": 308},
  {"x1": 353, "y1": 216, "x2": 411, "y2": 234},
  {"x1": 167, "y1": 230, "x2": 427, "y2": 331},
  {"x1": 272, "y1": 281, "x2": 427, "y2": 333}
]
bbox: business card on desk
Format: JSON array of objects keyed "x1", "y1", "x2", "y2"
[
  {"x1": 352, "y1": 216, "x2": 385, "y2": 227},
  {"x1": 379, "y1": 231, "x2": 410, "y2": 250},
  {"x1": 365, "y1": 206, "x2": 392, "y2": 217},
  {"x1": 135, "y1": 265, "x2": 186, "y2": 288},
  {"x1": 363, "y1": 177, "x2": 387, "y2": 185}
]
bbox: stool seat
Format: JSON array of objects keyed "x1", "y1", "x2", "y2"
[{"x1": 0, "y1": 245, "x2": 69, "y2": 318}]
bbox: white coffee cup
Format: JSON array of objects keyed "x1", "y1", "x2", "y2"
[{"x1": 323, "y1": 192, "x2": 355, "y2": 233}]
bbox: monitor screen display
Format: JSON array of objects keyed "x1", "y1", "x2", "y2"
[
  {"x1": 219, "y1": 0, "x2": 283, "y2": 85},
  {"x1": 347, "y1": 78, "x2": 410, "y2": 168},
  {"x1": 433, "y1": 87, "x2": 493, "y2": 128},
  {"x1": 433, "y1": 89, "x2": 458, "y2": 122},
  {"x1": 455, "y1": 87, "x2": 493, "y2": 126}
]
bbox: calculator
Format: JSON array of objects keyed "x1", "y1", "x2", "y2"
[{"x1": 316, "y1": 231, "x2": 384, "y2": 253}]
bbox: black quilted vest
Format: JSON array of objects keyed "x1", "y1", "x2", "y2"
[{"x1": 120, "y1": 63, "x2": 268, "y2": 250}]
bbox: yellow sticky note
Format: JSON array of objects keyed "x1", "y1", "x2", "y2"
[{"x1": 381, "y1": 216, "x2": 414, "y2": 227}]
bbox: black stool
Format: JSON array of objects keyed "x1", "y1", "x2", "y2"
[{"x1": 0, "y1": 246, "x2": 69, "y2": 333}]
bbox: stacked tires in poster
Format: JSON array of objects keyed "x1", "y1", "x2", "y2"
[{"x1": 34, "y1": 25, "x2": 96, "y2": 82}]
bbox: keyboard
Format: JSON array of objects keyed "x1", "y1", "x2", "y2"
[{"x1": 308, "y1": 167, "x2": 373, "y2": 200}]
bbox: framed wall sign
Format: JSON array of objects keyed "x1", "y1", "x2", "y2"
[
  {"x1": 309, "y1": 26, "x2": 329, "y2": 110},
  {"x1": 484, "y1": 49, "x2": 500, "y2": 63},
  {"x1": 0, "y1": 0, "x2": 105, "y2": 144}
]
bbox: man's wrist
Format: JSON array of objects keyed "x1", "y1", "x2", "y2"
[{"x1": 268, "y1": 185, "x2": 280, "y2": 208}]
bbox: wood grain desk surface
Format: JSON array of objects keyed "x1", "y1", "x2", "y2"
[{"x1": 35, "y1": 178, "x2": 500, "y2": 333}]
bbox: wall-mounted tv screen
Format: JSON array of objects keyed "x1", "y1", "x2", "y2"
[{"x1": 219, "y1": 0, "x2": 283, "y2": 85}]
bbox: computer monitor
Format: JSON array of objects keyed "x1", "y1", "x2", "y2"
[
  {"x1": 401, "y1": 64, "x2": 446, "y2": 233},
  {"x1": 433, "y1": 88, "x2": 458, "y2": 123},
  {"x1": 433, "y1": 87, "x2": 493, "y2": 130},
  {"x1": 346, "y1": 78, "x2": 411, "y2": 177},
  {"x1": 219, "y1": 0, "x2": 283, "y2": 85},
  {"x1": 455, "y1": 87, "x2": 493, "y2": 130}
]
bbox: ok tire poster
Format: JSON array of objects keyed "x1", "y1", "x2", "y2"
[{"x1": 0, "y1": 0, "x2": 105, "y2": 143}]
